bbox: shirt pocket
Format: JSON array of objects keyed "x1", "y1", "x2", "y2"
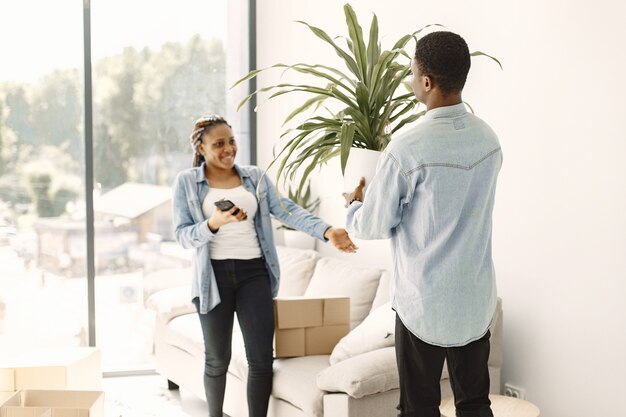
[{"x1": 187, "y1": 199, "x2": 205, "y2": 222}]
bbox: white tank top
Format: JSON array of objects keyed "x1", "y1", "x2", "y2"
[{"x1": 201, "y1": 185, "x2": 262, "y2": 260}]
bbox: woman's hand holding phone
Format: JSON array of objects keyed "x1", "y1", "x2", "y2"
[{"x1": 208, "y1": 199, "x2": 248, "y2": 233}]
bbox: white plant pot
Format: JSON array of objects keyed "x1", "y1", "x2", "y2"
[
  {"x1": 282, "y1": 229, "x2": 316, "y2": 250},
  {"x1": 343, "y1": 147, "x2": 382, "y2": 193}
]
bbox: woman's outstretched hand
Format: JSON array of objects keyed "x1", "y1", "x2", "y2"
[{"x1": 324, "y1": 227, "x2": 358, "y2": 253}]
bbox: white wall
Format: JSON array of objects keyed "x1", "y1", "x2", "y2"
[{"x1": 255, "y1": 1, "x2": 626, "y2": 416}]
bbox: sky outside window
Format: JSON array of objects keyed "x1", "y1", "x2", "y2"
[{"x1": 0, "y1": 0, "x2": 227, "y2": 82}]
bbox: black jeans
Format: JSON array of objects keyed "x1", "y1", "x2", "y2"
[
  {"x1": 395, "y1": 315, "x2": 493, "y2": 417},
  {"x1": 193, "y1": 258, "x2": 274, "y2": 417}
]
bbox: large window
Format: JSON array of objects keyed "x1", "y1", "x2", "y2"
[
  {"x1": 90, "y1": 0, "x2": 231, "y2": 371},
  {"x1": 0, "y1": 0, "x2": 253, "y2": 372},
  {"x1": 0, "y1": 1, "x2": 87, "y2": 352}
]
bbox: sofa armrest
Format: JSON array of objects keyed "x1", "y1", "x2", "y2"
[
  {"x1": 146, "y1": 285, "x2": 195, "y2": 323},
  {"x1": 316, "y1": 347, "x2": 398, "y2": 399}
]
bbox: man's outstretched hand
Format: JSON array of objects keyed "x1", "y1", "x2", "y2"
[{"x1": 324, "y1": 227, "x2": 358, "y2": 253}]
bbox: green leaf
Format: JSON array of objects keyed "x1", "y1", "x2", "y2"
[
  {"x1": 283, "y1": 95, "x2": 328, "y2": 126},
  {"x1": 354, "y1": 81, "x2": 370, "y2": 115},
  {"x1": 339, "y1": 122, "x2": 356, "y2": 174},
  {"x1": 471, "y1": 51, "x2": 503, "y2": 70},
  {"x1": 278, "y1": 63, "x2": 353, "y2": 92},
  {"x1": 392, "y1": 34, "x2": 414, "y2": 51},
  {"x1": 328, "y1": 85, "x2": 359, "y2": 108},
  {"x1": 296, "y1": 20, "x2": 361, "y2": 79},
  {"x1": 343, "y1": 3, "x2": 368, "y2": 82},
  {"x1": 342, "y1": 37, "x2": 355, "y2": 54},
  {"x1": 343, "y1": 107, "x2": 371, "y2": 141},
  {"x1": 267, "y1": 86, "x2": 330, "y2": 100},
  {"x1": 290, "y1": 63, "x2": 355, "y2": 87},
  {"x1": 369, "y1": 48, "x2": 405, "y2": 102},
  {"x1": 389, "y1": 100, "x2": 417, "y2": 123},
  {"x1": 230, "y1": 67, "x2": 265, "y2": 89},
  {"x1": 366, "y1": 13, "x2": 380, "y2": 84},
  {"x1": 236, "y1": 83, "x2": 289, "y2": 111},
  {"x1": 297, "y1": 152, "x2": 325, "y2": 194},
  {"x1": 392, "y1": 110, "x2": 427, "y2": 133}
]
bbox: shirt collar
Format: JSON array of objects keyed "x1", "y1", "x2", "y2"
[
  {"x1": 194, "y1": 162, "x2": 250, "y2": 183},
  {"x1": 422, "y1": 103, "x2": 468, "y2": 121}
]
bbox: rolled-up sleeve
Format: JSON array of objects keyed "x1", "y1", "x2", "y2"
[
  {"x1": 172, "y1": 173, "x2": 216, "y2": 249},
  {"x1": 346, "y1": 151, "x2": 411, "y2": 240},
  {"x1": 262, "y1": 174, "x2": 330, "y2": 241}
]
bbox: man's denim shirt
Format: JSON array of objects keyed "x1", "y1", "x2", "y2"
[
  {"x1": 346, "y1": 103, "x2": 502, "y2": 347},
  {"x1": 173, "y1": 163, "x2": 330, "y2": 314}
]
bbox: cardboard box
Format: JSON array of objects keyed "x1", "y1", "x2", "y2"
[
  {"x1": 0, "y1": 394, "x2": 14, "y2": 407},
  {"x1": 274, "y1": 328, "x2": 306, "y2": 357},
  {"x1": 274, "y1": 298, "x2": 324, "y2": 329},
  {"x1": 0, "y1": 390, "x2": 102, "y2": 417},
  {"x1": 322, "y1": 298, "x2": 351, "y2": 326},
  {"x1": 274, "y1": 296, "x2": 350, "y2": 358},
  {"x1": 304, "y1": 324, "x2": 351, "y2": 355},
  {"x1": 1, "y1": 402, "x2": 51, "y2": 417},
  {"x1": 1, "y1": 348, "x2": 101, "y2": 391},
  {"x1": 0, "y1": 370, "x2": 13, "y2": 392}
]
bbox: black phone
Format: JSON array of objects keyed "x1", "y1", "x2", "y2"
[{"x1": 214, "y1": 199, "x2": 235, "y2": 211}]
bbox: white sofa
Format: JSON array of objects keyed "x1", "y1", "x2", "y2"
[{"x1": 148, "y1": 246, "x2": 503, "y2": 417}]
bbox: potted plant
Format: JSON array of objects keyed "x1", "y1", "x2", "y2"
[
  {"x1": 233, "y1": 3, "x2": 500, "y2": 195},
  {"x1": 278, "y1": 181, "x2": 320, "y2": 249}
]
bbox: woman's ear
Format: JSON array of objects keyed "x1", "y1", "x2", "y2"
[{"x1": 197, "y1": 142, "x2": 205, "y2": 156}]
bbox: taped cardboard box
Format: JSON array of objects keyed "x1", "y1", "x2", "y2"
[
  {"x1": 0, "y1": 390, "x2": 103, "y2": 417},
  {"x1": 6, "y1": 348, "x2": 101, "y2": 391},
  {"x1": 0, "y1": 370, "x2": 13, "y2": 392},
  {"x1": 274, "y1": 296, "x2": 350, "y2": 357},
  {"x1": 304, "y1": 324, "x2": 351, "y2": 355}
]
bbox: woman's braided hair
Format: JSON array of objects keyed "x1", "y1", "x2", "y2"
[{"x1": 190, "y1": 115, "x2": 232, "y2": 167}]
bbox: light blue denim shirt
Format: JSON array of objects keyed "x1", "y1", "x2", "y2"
[
  {"x1": 173, "y1": 163, "x2": 331, "y2": 314},
  {"x1": 346, "y1": 103, "x2": 502, "y2": 347}
]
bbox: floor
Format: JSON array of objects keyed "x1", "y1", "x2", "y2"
[{"x1": 102, "y1": 374, "x2": 219, "y2": 417}]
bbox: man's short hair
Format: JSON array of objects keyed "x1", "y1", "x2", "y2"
[{"x1": 414, "y1": 31, "x2": 471, "y2": 95}]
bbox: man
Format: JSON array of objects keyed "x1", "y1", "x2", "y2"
[{"x1": 344, "y1": 31, "x2": 501, "y2": 417}]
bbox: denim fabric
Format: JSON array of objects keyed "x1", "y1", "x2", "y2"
[
  {"x1": 395, "y1": 314, "x2": 493, "y2": 417},
  {"x1": 193, "y1": 258, "x2": 274, "y2": 417},
  {"x1": 346, "y1": 103, "x2": 502, "y2": 346},
  {"x1": 173, "y1": 163, "x2": 331, "y2": 314}
]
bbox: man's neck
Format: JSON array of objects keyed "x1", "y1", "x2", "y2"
[{"x1": 425, "y1": 92, "x2": 463, "y2": 111}]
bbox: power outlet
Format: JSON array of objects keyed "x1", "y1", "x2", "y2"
[{"x1": 504, "y1": 383, "x2": 526, "y2": 400}]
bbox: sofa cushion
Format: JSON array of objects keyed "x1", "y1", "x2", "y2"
[
  {"x1": 276, "y1": 246, "x2": 320, "y2": 297},
  {"x1": 370, "y1": 271, "x2": 392, "y2": 312},
  {"x1": 304, "y1": 257, "x2": 382, "y2": 328},
  {"x1": 142, "y1": 267, "x2": 192, "y2": 304},
  {"x1": 146, "y1": 285, "x2": 195, "y2": 323},
  {"x1": 317, "y1": 347, "x2": 398, "y2": 399},
  {"x1": 272, "y1": 355, "x2": 330, "y2": 417},
  {"x1": 330, "y1": 302, "x2": 395, "y2": 365},
  {"x1": 165, "y1": 313, "x2": 204, "y2": 359}
]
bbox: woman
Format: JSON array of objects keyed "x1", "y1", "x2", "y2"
[{"x1": 172, "y1": 115, "x2": 356, "y2": 417}]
